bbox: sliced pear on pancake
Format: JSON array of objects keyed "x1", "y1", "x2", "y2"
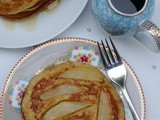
[
  {"x1": 22, "y1": 61, "x2": 125, "y2": 120},
  {"x1": 59, "y1": 63, "x2": 105, "y2": 83},
  {"x1": 43, "y1": 101, "x2": 92, "y2": 120},
  {"x1": 40, "y1": 85, "x2": 82, "y2": 100},
  {"x1": 56, "y1": 104, "x2": 98, "y2": 120},
  {"x1": 98, "y1": 91, "x2": 112, "y2": 120}
]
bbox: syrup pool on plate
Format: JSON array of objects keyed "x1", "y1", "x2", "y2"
[{"x1": 2, "y1": 0, "x2": 60, "y2": 31}]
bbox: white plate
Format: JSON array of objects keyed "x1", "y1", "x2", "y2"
[
  {"x1": 0, "y1": 38, "x2": 145, "y2": 120},
  {"x1": 0, "y1": 0, "x2": 88, "y2": 48}
]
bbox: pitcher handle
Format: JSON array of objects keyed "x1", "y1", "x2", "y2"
[{"x1": 134, "y1": 20, "x2": 160, "y2": 53}]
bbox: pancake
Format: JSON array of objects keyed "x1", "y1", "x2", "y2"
[
  {"x1": 22, "y1": 61, "x2": 125, "y2": 120},
  {"x1": 0, "y1": 0, "x2": 40, "y2": 14},
  {"x1": 0, "y1": 0, "x2": 58, "y2": 19},
  {"x1": 2, "y1": 0, "x2": 57, "y2": 19}
]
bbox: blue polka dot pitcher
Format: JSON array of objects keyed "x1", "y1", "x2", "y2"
[{"x1": 92, "y1": 0, "x2": 160, "y2": 53}]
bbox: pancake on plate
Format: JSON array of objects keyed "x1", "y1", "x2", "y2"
[
  {"x1": 22, "y1": 61, "x2": 125, "y2": 120},
  {"x1": 0, "y1": 0, "x2": 59, "y2": 19}
]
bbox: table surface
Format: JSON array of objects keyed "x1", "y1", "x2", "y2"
[{"x1": 0, "y1": 0, "x2": 160, "y2": 119}]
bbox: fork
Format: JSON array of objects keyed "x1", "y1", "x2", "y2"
[{"x1": 97, "y1": 37, "x2": 140, "y2": 120}]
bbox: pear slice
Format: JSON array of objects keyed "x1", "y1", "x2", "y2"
[
  {"x1": 56, "y1": 104, "x2": 98, "y2": 120},
  {"x1": 59, "y1": 64, "x2": 105, "y2": 83},
  {"x1": 98, "y1": 91, "x2": 112, "y2": 120},
  {"x1": 42, "y1": 101, "x2": 91, "y2": 120},
  {"x1": 40, "y1": 85, "x2": 82, "y2": 100}
]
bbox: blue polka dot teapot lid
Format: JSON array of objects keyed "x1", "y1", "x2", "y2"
[{"x1": 92, "y1": 0, "x2": 160, "y2": 53}]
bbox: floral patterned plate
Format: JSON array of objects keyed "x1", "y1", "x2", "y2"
[{"x1": 0, "y1": 38, "x2": 145, "y2": 120}]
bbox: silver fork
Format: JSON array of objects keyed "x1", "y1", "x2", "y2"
[{"x1": 97, "y1": 37, "x2": 140, "y2": 120}]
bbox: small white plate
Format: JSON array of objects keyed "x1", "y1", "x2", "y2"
[
  {"x1": 0, "y1": 0, "x2": 88, "y2": 48},
  {"x1": 0, "y1": 38, "x2": 145, "y2": 120}
]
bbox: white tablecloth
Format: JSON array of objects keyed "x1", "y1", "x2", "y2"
[{"x1": 0, "y1": 0, "x2": 160, "y2": 119}]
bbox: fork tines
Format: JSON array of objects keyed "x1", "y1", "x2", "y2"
[{"x1": 97, "y1": 37, "x2": 122, "y2": 68}]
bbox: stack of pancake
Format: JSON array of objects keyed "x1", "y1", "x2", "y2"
[
  {"x1": 0, "y1": 0, "x2": 59, "y2": 19},
  {"x1": 22, "y1": 61, "x2": 125, "y2": 120}
]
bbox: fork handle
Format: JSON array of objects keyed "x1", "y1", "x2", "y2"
[{"x1": 121, "y1": 87, "x2": 141, "y2": 120}]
